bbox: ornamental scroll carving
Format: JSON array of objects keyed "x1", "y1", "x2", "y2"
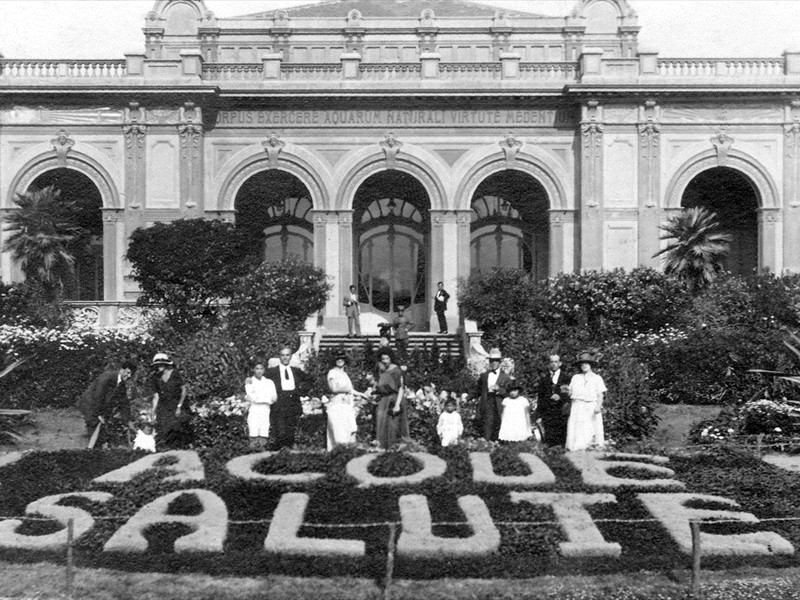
[
  {"x1": 499, "y1": 133, "x2": 523, "y2": 168},
  {"x1": 123, "y1": 102, "x2": 147, "y2": 160},
  {"x1": 380, "y1": 132, "x2": 403, "y2": 169},
  {"x1": 51, "y1": 130, "x2": 75, "y2": 167},
  {"x1": 786, "y1": 122, "x2": 800, "y2": 207},
  {"x1": 638, "y1": 121, "x2": 661, "y2": 208},
  {"x1": 263, "y1": 132, "x2": 285, "y2": 168},
  {"x1": 581, "y1": 103, "x2": 604, "y2": 208}
]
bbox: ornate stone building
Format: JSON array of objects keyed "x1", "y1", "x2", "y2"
[{"x1": 1, "y1": 0, "x2": 799, "y2": 331}]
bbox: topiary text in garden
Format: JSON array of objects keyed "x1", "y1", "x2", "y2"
[{"x1": 0, "y1": 447, "x2": 796, "y2": 578}]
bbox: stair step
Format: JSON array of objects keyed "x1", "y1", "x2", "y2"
[{"x1": 319, "y1": 334, "x2": 463, "y2": 357}]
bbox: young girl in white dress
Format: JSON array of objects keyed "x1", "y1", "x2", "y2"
[
  {"x1": 244, "y1": 361, "x2": 278, "y2": 450},
  {"x1": 566, "y1": 353, "x2": 607, "y2": 451},
  {"x1": 437, "y1": 397, "x2": 464, "y2": 447},
  {"x1": 498, "y1": 379, "x2": 533, "y2": 442}
]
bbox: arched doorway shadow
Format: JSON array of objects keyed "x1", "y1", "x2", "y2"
[
  {"x1": 234, "y1": 169, "x2": 314, "y2": 263},
  {"x1": 681, "y1": 167, "x2": 758, "y2": 276},
  {"x1": 27, "y1": 168, "x2": 104, "y2": 301},
  {"x1": 353, "y1": 171, "x2": 431, "y2": 329},
  {"x1": 470, "y1": 170, "x2": 549, "y2": 278}
]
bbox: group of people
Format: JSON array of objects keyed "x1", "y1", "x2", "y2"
[
  {"x1": 468, "y1": 349, "x2": 606, "y2": 451},
  {"x1": 77, "y1": 341, "x2": 606, "y2": 454}
]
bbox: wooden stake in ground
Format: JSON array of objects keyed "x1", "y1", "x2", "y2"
[
  {"x1": 384, "y1": 523, "x2": 397, "y2": 600},
  {"x1": 66, "y1": 517, "x2": 74, "y2": 599},
  {"x1": 690, "y1": 520, "x2": 701, "y2": 595}
]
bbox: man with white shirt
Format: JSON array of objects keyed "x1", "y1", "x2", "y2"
[
  {"x1": 534, "y1": 354, "x2": 571, "y2": 447},
  {"x1": 266, "y1": 347, "x2": 312, "y2": 450},
  {"x1": 468, "y1": 348, "x2": 511, "y2": 441}
]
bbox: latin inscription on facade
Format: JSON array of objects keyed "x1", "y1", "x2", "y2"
[{"x1": 215, "y1": 109, "x2": 572, "y2": 128}]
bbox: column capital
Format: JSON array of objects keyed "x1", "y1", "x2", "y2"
[
  {"x1": 549, "y1": 209, "x2": 577, "y2": 224},
  {"x1": 311, "y1": 209, "x2": 354, "y2": 224}
]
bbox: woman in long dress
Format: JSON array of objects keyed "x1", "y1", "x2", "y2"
[
  {"x1": 325, "y1": 351, "x2": 367, "y2": 451},
  {"x1": 151, "y1": 353, "x2": 189, "y2": 449},
  {"x1": 374, "y1": 349, "x2": 408, "y2": 449},
  {"x1": 566, "y1": 353, "x2": 607, "y2": 451}
]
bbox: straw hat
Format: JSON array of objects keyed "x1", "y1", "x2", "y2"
[
  {"x1": 488, "y1": 348, "x2": 503, "y2": 361},
  {"x1": 151, "y1": 353, "x2": 174, "y2": 367},
  {"x1": 575, "y1": 352, "x2": 598, "y2": 367}
]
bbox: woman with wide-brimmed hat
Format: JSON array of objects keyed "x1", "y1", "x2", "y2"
[
  {"x1": 325, "y1": 349, "x2": 369, "y2": 450},
  {"x1": 565, "y1": 352, "x2": 606, "y2": 451},
  {"x1": 150, "y1": 353, "x2": 189, "y2": 449}
]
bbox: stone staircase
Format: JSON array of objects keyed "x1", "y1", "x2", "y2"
[{"x1": 319, "y1": 333, "x2": 463, "y2": 359}]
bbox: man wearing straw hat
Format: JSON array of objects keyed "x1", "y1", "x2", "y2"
[{"x1": 468, "y1": 348, "x2": 512, "y2": 441}]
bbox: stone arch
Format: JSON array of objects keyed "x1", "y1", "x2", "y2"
[
  {"x1": 147, "y1": 0, "x2": 216, "y2": 31},
  {"x1": 216, "y1": 143, "x2": 333, "y2": 213},
  {"x1": 335, "y1": 145, "x2": 450, "y2": 212},
  {"x1": 6, "y1": 150, "x2": 121, "y2": 210},
  {"x1": 453, "y1": 147, "x2": 570, "y2": 212},
  {"x1": 664, "y1": 149, "x2": 782, "y2": 273},
  {"x1": 664, "y1": 149, "x2": 779, "y2": 210}
]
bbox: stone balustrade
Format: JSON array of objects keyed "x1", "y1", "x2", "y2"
[{"x1": 1, "y1": 52, "x2": 799, "y2": 86}]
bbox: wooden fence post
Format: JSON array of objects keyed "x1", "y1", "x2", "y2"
[{"x1": 690, "y1": 520, "x2": 701, "y2": 596}]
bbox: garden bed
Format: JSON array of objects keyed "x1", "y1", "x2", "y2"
[{"x1": 0, "y1": 444, "x2": 798, "y2": 580}]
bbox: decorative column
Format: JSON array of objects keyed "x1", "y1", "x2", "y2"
[
  {"x1": 579, "y1": 101, "x2": 604, "y2": 271},
  {"x1": 784, "y1": 100, "x2": 800, "y2": 273},
  {"x1": 122, "y1": 103, "x2": 147, "y2": 301},
  {"x1": 759, "y1": 208, "x2": 782, "y2": 273},
  {"x1": 549, "y1": 209, "x2": 577, "y2": 275},
  {"x1": 102, "y1": 208, "x2": 126, "y2": 306},
  {"x1": 178, "y1": 103, "x2": 204, "y2": 216},
  {"x1": 638, "y1": 100, "x2": 662, "y2": 268},
  {"x1": 312, "y1": 210, "x2": 352, "y2": 328},
  {"x1": 430, "y1": 210, "x2": 468, "y2": 332}
]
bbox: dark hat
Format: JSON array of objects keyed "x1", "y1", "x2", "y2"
[
  {"x1": 575, "y1": 352, "x2": 598, "y2": 367},
  {"x1": 507, "y1": 378, "x2": 523, "y2": 392},
  {"x1": 332, "y1": 349, "x2": 349, "y2": 363}
]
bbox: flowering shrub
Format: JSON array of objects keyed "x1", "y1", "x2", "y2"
[
  {"x1": 0, "y1": 323, "x2": 153, "y2": 409},
  {"x1": 739, "y1": 398, "x2": 796, "y2": 435}
]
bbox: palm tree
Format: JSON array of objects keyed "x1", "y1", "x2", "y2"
[
  {"x1": 653, "y1": 207, "x2": 732, "y2": 292},
  {"x1": 2, "y1": 185, "x2": 86, "y2": 299}
]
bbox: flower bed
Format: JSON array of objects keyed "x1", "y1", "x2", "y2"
[{"x1": 0, "y1": 445, "x2": 799, "y2": 579}]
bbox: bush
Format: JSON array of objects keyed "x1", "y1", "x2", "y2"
[
  {"x1": 460, "y1": 268, "x2": 689, "y2": 342},
  {"x1": 126, "y1": 219, "x2": 257, "y2": 332},
  {"x1": 0, "y1": 324, "x2": 153, "y2": 410},
  {"x1": 227, "y1": 259, "x2": 330, "y2": 362},
  {"x1": 0, "y1": 281, "x2": 70, "y2": 329}
]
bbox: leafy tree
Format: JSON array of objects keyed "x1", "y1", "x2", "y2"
[
  {"x1": 654, "y1": 207, "x2": 732, "y2": 292},
  {"x1": 2, "y1": 185, "x2": 86, "y2": 300},
  {"x1": 126, "y1": 218, "x2": 257, "y2": 332}
]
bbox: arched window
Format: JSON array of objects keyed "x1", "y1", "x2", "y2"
[
  {"x1": 235, "y1": 170, "x2": 314, "y2": 263},
  {"x1": 681, "y1": 167, "x2": 758, "y2": 276},
  {"x1": 470, "y1": 170, "x2": 549, "y2": 278},
  {"x1": 354, "y1": 171, "x2": 429, "y2": 316},
  {"x1": 29, "y1": 168, "x2": 104, "y2": 301}
]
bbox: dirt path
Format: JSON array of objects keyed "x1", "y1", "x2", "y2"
[{"x1": 1, "y1": 407, "x2": 86, "y2": 453}]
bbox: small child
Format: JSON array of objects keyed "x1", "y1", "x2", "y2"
[
  {"x1": 498, "y1": 379, "x2": 532, "y2": 442},
  {"x1": 133, "y1": 422, "x2": 156, "y2": 453},
  {"x1": 244, "y1": 361, "x2": 278, "y2": 450},
  {"x1": 437, "y1": 398, "x2": 463, "y2": 447}
]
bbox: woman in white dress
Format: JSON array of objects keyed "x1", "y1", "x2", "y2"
[
  {"x1": 325, "y1": 351, "x2": 368, "y2": 451},
  {"x1": 566, "y1": 353, "x2": 607, "y2": 451}
]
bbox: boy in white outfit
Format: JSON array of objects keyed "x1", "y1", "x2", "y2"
[
  {"x1": 437, "y1": 398, "x2": 464, "y2": 447},
  {"x1": 245, "y1": 361, "x2": 278, "y2": 449}
]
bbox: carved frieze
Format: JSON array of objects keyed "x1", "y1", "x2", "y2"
[
  {"x1": 661, "y1": 105, "x2": 782, "y2": 124},
  {"x1": 1, "y1": 107, "x2": 123, "y2": 125}
]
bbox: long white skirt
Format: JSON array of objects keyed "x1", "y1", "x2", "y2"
[
  {"x1": 247, "y1": 403, "x2": 271, "y2": 438},
  {"x1": 326, "y1": 398, "x2": 357, "y2": 451},
  {"x1": 565, "y1": 399, "x2": 604, "y2": 451}
]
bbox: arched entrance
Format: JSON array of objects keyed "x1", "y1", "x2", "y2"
[
  {"x1": 681, "y1": 167, "x2": 758, "y2": 276},
  {"x1": 353, "y1": 171, "x2": 430, "y2": 328},
  {"x1": 470, "y1": 170, "x2": 549, "y2": 278},
  {"x1": 28, "y1": 168, "x2": 103, "y2": 301},
  {"x1": 234, "y1": 170, "x2": 314, "y2": 263}
]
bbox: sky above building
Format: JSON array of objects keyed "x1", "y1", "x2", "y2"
[{"x1": 0, "y1": 1, "x2": 797, "y2": 59}]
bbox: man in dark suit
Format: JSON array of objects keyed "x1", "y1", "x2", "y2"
[
  {"x1": 266, "y1": 346, "x2": 312, "y2": 450},
  {"x1": 468, "y1": 348, "x2": 512, "y2": 441},
  {"x1": 76, "y1": 360, "x2": 136, "y2": 448},
  {"x1": 534, "y1": 354, "x2": 571, "y2": 447},
  {"x1": 433, "y1": 281, "x2": 450, "y2": 334},
  {"x1": 344, "y1": 284, "x2": 361, "y2": 337}
]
